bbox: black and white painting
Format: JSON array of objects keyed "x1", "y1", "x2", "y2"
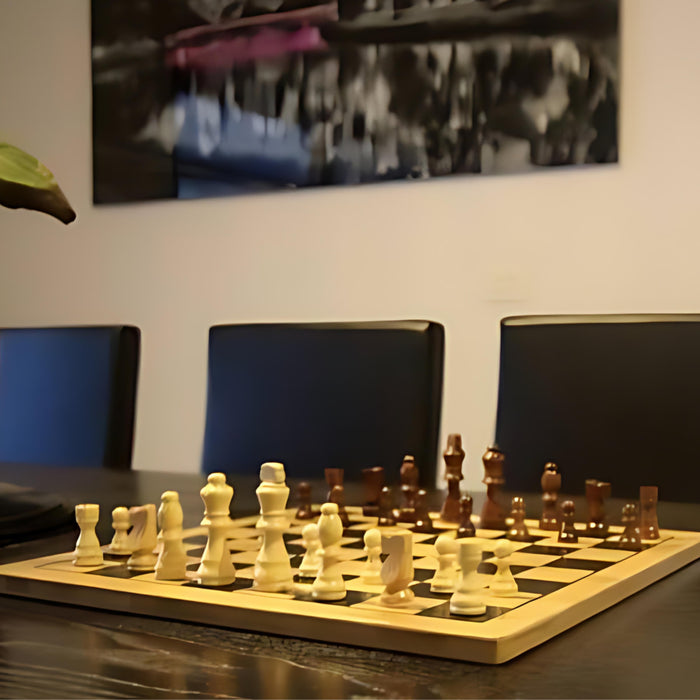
[{"x1": 91, "y1": 0, "x2": 620, "y2": 203}]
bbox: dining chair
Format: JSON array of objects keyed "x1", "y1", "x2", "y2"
[
  {"x1": 0, "y1": 325, "x2": 140, "y2": 468},
  {"x1": 494, "y1": 314, "x2": 700, "y2": 501},
  {"x1": 201, "y1": 320, "x2": 444, "y2": 486}
]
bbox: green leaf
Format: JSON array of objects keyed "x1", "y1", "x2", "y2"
[{"x1": 0, "y1": 143, "x2": 76, "y2": 224}]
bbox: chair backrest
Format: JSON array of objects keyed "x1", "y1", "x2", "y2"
[
  {"x1": 202, "y1": 320, "x2": 444, "y2": 486},
  {"x1": 494, "y1": 314, "x2": 700, "y2": 502},
  {"x1": 0, "y1": 326, "x2": 140, "y2": 468}
]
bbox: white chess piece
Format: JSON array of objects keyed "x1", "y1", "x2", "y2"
[
  {"x1": 311, "y1": 503, "x2": 345, "y2": 600},
  {"x1": 360, "y1": 528, "x2": 383, "y2": 585},
  {"x1": 254, "y1": 462, "x2": 294, "y2": 592},
  {"x1": 298, "y1": 523, "x2": 322, "y2": 579},
  {"x1": 108, "y1": 506, "x2": 132, "y2": 555},
  {"x1": 430, "y1": 534, "x2": 458, "y2": 593},
  {"x1": 450, "y1": 540, "x2": 486, "y2": 616},
  {"x1": 155, "y1": 491, "x2": 188, "y2": 581},
  {"x1": 380, "y1": 530, "x2": 414, "y2": 605},
  {"x1": 489, "y1": 539, "x2": 518, "y2": 596},
  {"x1": 196, "y1": 473, "x2": 236, "y2": 586},
  {"x1": 127, "y1": 504, "x2": 158, "y2": 571},
  {"x1": 73, "y1": 504, "x2": 103, "y2": 566}
]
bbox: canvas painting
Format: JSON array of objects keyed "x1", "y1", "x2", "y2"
[{"x1": 91, "y1": 0, "x2": 620, "y2": 203}]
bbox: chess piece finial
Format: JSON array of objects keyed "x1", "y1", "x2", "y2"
[
  {"x1": 480, "y1": 446, "x2": 506, "y2": 529},
  {"x1": 639, "y1": 486, "x2": 660, "y2": 540},
  {"x1": 73, "y1": 503, "x2": 103, "y2": 566},
  {"x1": 440, "y1": 434, "x2": 465, "y2": 523},
  {"x1": 558, "y1": 499, "x2": 578, "y2": 543},
  {"x1": 540, "y1": 462, "x2": 561, "y2": 530}
]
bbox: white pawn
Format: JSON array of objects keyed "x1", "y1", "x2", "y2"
[
  {"x1": 127, "y1": 504, "x2": 158, "y2": 571},
  {"x1": 155, "y1": 491, "x2": 188, "y2": 581},
  {"x1": 490, "y1": 539, "x2": 518, "y2": 596},
  {"x1": 312, "y1": 503, "x2": 345, "y2": 600},
  {"x1": 73, "y1": 504, "x2": 103, "y2": 566},
  {"x1": 450, "y1": 540, "x2": 487, "y2": 616},
  {"x1": 360, "y1": 528, "x2": 383, "y2": 585},
  {"x1": 298, "y1": 523, "x2": 322, "y2": 579},
  {"x1": 430, "y1": 534, "x2": 459, "y2": 593},
  {"x1": 254, "y1": 462, "x2": 294, "y2": 592},
  {"x1": 380, "y1": 530, "x2": 414, "y2": 605},
  {"x1": 108, "y1": 506, "x2": 132, "y2": 555},
  {"x1": 196, "y1": 473, "x2": 236, "y2": 586}
]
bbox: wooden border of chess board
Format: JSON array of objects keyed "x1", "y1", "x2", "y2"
[{"x1": 0, "y1": 517, "x2": 699, "y2": 664}]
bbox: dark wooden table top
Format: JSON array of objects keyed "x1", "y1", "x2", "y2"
[{"x1": 0, "y1": 464, "x2": 698, "y2": 699}]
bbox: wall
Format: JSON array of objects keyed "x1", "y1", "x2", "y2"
[{"x1": 1, "y1": 0, "x2": 699, "y2": 491}]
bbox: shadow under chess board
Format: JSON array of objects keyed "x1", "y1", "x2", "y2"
[{"x1": 0, "y1": 508, "x2": 698, "y2": 664}]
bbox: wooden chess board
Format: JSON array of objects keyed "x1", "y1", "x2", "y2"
[{"x1": 0, "y1": 507, "x2": 698, "y2": 664}]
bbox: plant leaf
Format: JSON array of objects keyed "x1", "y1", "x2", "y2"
[{"x1": 0, "y1": 143, "x2": 76, "y2": 224}]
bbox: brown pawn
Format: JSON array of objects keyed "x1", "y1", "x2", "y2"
[
  {"x1": 539, "y1": 462, "x2": 561, "y2": 530},
  {"x1": 329, "y1": 484, "x2": 350, "y2": 528},
  {"x1": 507, "y1": 496, "x2": 530, "y2": 542},
  {"x1": 377, "y1": 486, "x2": 396, "y2": 527},
  {"x1": 295, "y1": 482, "x2": 313, "y2": 520},
  {"x1": 480, "y1": 446, "x2": 507, "y2": 529},
  {"x1": 413, "y1": 489, "x2": 434, "y2": 534},
  {"x1": 457, "y1": 494, "x2": 476, "y2": 538},
  {"x1": 398, "y1": 455, "x2": 419, "y2": 522},
  {"x1": 362, "y1": 466, "x2": 384, "y2": 517},
  {"x1": 639, "y1": 486, "x2": 660, "y2": 540},
  {"x1": 440, "y1": 434, "x2": 464, "y2": 523},
  {"x1": 585, "y1": 479, "x2": 610, "y2": 537},
  {"x1": 558, "y1": 500, "x2": 578, "y2": 543},
  {"x1": 325, "y1": 468, "x2": 344, "y2": 502},
  {"x1": 619, "y1": 503, "x2": 644, "y2": 551}
]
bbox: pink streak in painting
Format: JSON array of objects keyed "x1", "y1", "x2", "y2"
[{"x1": 167, "y1": 26, "x2": 328, "y2": 70}]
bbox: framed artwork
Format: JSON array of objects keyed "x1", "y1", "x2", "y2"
[{"x1": 91, "y1": 0, "x2": 620, "y2": 203}]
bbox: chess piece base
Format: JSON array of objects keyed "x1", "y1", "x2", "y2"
[
  {"x1": 381, "y1": 588, "x2": 415, "y2": 606},
  {"x1": 449, "y1": 594, "x2": 486, "y2": 616},
  {"x1": 127, "y1": 552, "x2": 158, "y2": 571},
  {"x1": 73, "y1": 552, "x2": 103, "y2": 567}
]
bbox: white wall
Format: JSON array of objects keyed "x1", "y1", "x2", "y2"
[{"x1": 1, "y1": 0, "x2": 699, "y2": 491}]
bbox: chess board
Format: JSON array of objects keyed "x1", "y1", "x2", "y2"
[{"x1": 0, "y1": 507, "x2": 698, "y2": 664}]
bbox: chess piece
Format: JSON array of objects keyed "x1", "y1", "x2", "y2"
[
  {"x1": 440, "y1": 434, "x2": 464, "y2": 523},
  {"x1": 312, "y1": 503, "x2": 346, "y2": 600},
  {"x1": 108, "y1": 506, "x2": 132, "y2": 555},
  {"x1": 450, "y1": 540, "x2": 486, "y2": 616},
  {"x1": 490, "y1": 539, "x2": 518, "y2": 597},
  {"x1": 398, "y1": 455, "x2": 419, "y2": 522},
  {"x1": 431, "y1": 535, "x2": 458, "y2": 593},
  {"x1": 377, "y1": 486, "x2": 396, "y2": 527},
  {"x1": 619, "y1": 503, "x2": 644, "y2": 551},
  {"x1": 196, "y1": 473, "x2": 236, "y2": 586},
  {"x1": 457, "y1": 495, "x2": 476, "y2": 538},
  {"x1": 362, "y1": 466, "x2": 385, "y2": 517},
  {"x1": 254, "y1": 462, "x2": 294, "y2": 592},
  {"x1": 324, "y1": 468, "x2": 344, "y2": 502},
  {"x1": 73, "y1": 503, "x2": 103, "y2": 566},
  {"x1": 127, "y1": 504, "x2": 158, "y2": 571},
  {"x1": 540, "y1": 462, "x2": 561, "y2": 530},
  {"x1": 558, "y1": 500, "x2": 578, "y2": 543},
  {"x1": 585, "y1": 479, "x2": 611, "y2": 537},
  {"x1": 507, "y1": 496, "x2": 530, "y2": 542},
  {"x1": 295, "y1": 482, "x2": 313, "y2": 520},
  {"x1": 640, "y1": 486, "x2": 660, "y2": 540},
  {"x1": 412, "y1": 489, "x2": 434, "y2": 533},
  {"x1": 380, "y1": 530, "x2": 414, "y2": 605},
  {"x1": 480, "y1": 446, "x2": 506, "y2": 529},
  {"x1": 298, "y1": 523, "x2": 322, "y2": 579},
  {"x1": 360, "y1": 528, "x2": 383, "y2": 584},
  {"x1": 155, "y1": 491, "x2": 187, "y2": 581},
  {"x1": 329, "y1": 484, "x2": 350, "y2": 528}
]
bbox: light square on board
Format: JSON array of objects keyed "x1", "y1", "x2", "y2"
[
  {"x1": 514, "y1": 566, "x2": 591, "y2": 583},
  {"x1": 483, "y1": 551, "x2": 559, "y2": 568},
  {"x1": 482, "y1": 591, "x2": 540, "y2": 609},
  {"x1": 533, "y1": 536, "x2": 603, "y2": 550},
  {"x1": 563, "y1": 548, "x2": 635, "y2": 562},
  {"x1": 39, "y1": 559, "x2": 121, "y2": 574},
  {"x1": 351, "y1": 595, "x2": 445, "y2": 615},
  {"x1": 237, "y1": 588, "x2": 295, "y2": 600}
]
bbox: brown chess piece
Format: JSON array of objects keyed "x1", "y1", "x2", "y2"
[
  {"x1": 558, "y1": 500, "x2": 578, "y2": 543},
  {"x1": 585, "y1": 479, "x2": 611, "y2": 537},
  {"x1": 480, "y1": 446, "x2": 506, "y2": 529},
  {"x1": 329, "y1": 484, "x2": 350, "y2": 528},
  {"x1": 640, "y1": 486, "x2": 660, "y2": 540},
  {"x1": 507, "y1": 496, "x2": 530, "y2": 542},
  {"x1": 457, "y1": 494, "x2": 475, "y2": 538},
  {"x1": 539, "y1": 462, "x2": 561, "y2": 531},
  {"x1": 295, "y1": 481, "x2": 313, "y2": 520},
  {"x1": 440, "y1": 434, "x2": 464, "y2": 523},
  {"x1": 398, "y1": 455, "x2": 419, "y2": 522},
  {"x1": 361, "y1": 466, "x2": 384, "y2": 517},
  {"x1": 619, "y1": 503, "x2": 644, "y2": 551},
  {"x1": 377, "y1": 486, "x2": 396, "y2": 527},
  {"x1": 413, "y1": 489, "x2": 434, "y2": 534},
  {"x1": 325, "y1": 468, "x2": 344, "y2": 502}
]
